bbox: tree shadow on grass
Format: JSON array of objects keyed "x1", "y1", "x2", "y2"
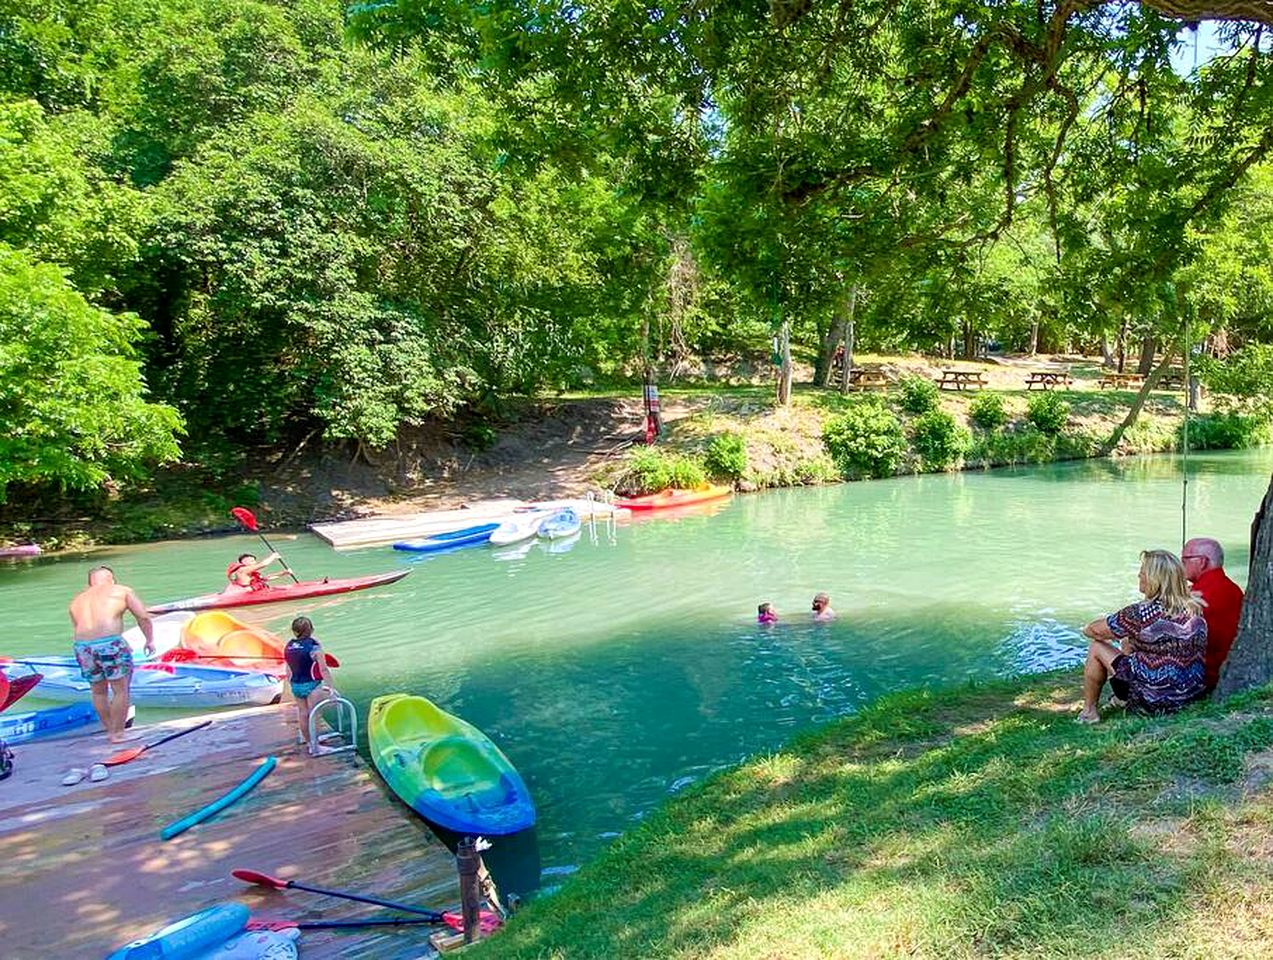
[{"x1": 476, "y1": 675, "x2": 1273, "y2": 958}]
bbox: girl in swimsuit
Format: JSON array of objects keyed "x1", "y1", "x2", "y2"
[{"x1": 284, "y1": 616, "x2": 336, "y2": 750}]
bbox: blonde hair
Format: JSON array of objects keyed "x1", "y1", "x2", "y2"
[{"x1": 1140, "y1": 550, "x2": 1202, "y2": 617}]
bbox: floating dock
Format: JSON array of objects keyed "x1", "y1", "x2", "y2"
[
  {"x1": 310, "y1": 497, "x2": 628, "y2": 550},
  {"x1": 0, "y1": 704, "x2": 460, "y2": 958}
]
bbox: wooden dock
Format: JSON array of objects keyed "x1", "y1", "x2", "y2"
[
  {"x1": 0, "y1": 704, "x2": 462, "y2": 958},
  {"x1": 310, "y1": 497, "x2": 628, "y2": 549}
]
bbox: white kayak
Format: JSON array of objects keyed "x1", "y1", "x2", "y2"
[
  {"x1": 3, "y1": 660, "x2": 282, "y2": 709},
  {"x1": 123, "y1": 611, "x2": 194, "y2": 657},
  {"x1": 489, "y1": 510, "x2": 549, "y2": 546}
]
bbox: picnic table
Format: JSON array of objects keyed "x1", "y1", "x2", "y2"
[
  {"x1": 1024, "y1": 369, "x2": 1073, "y2": 390},
  {"x1": 847, "y1": 367, "x2": 890, "y2": 390},
  {"x1": 936, "y1": 369, "x2": 987, "y2": 391},
  {"x1": 1159, "y1": 367, "x2": 1186, "y2": 390},
  {"x1": 1098, "y1": 372, "x2": 1145, "y2": 390}
]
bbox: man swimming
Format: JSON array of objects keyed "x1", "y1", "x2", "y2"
[{"x1": 68, "y1": 566, "x2": 155, "y2": 743}]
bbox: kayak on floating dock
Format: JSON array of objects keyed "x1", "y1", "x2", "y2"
[
  {"x1": 0, "y1": 702, "x2": 116, "y2": 743},
  {"x1": 107, "y1": 903, "x2": 250, "y2": 960},
  {"x1": 0, "y1": 670, "x2": 41, "y2": 713},
  {"x1": 369, "y1": 693, "x2": 536, "y2": 835},
  {"x1": 537, "y1": 508, "x2": 581, "y2": 540},
  {"x1": 148, "y1": 569, "x2": 410, "y2": 614},
  {"x1": 0, "y1": 543, "x2": 40, "y2": 559},
  {"x1": 614, "y1": 484, "x2": 733, "y2": 511},
  {"x1": 393, "y1": 522, "x2": 500, "y2": 553},
  {"x1": 2, "y1": 660, "x2": 282, "y2": 709}
]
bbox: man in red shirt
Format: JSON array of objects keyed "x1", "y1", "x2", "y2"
[{"x1": 1182, "y1": 537, "x2": 1245, "y2": 692}]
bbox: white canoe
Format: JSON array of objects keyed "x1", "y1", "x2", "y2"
[
  {"x1": 4, "y1": 660, "x2": 281, "y2": 709},
  {"x1": 489, "y1": 511, "x2": 549, "y2": 546},
  {"x1": 123, "y1": 611, "x2": 194, "y2": 657}
]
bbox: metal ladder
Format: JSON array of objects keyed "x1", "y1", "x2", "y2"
[{"x1": 307, "y1": 693, "x2": 357, "y2": 757}]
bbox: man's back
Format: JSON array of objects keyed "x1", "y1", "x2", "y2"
[
  {"x1": 69, "y1": 583, "x2": 129, "y2": 641},
  {"x1": 1196, "y1": 567, "x2": 1244, "y2": 690}
]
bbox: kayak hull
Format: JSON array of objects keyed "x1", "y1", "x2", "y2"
[
  {"x1": 0, "y1": 544, "x2": 40, "y2": 559},
  {"x1": 4, "y1": 661, "x2": 282, "y2": 709},
  {"x1": 537, "y1": 508, "x2": 581, "y2": 540},
  {"x1": 369, "y1": 693, "x2": 535, "y2": 836},
  {"x1": 488, "y1": 513, "x2": 547, "y2": 546},
  {"x1": 148, "y1": 569, "x2": 410, "y2": 614},
  {"x1": 393, "y1": 523, "x2": 500, "y2": 553},
  {"x1": 614, "y1": 485, "x2": 733, "y2": 511}
]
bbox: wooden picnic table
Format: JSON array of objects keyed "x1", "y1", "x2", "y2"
[
  {"x1": 847, "y1": 367, "x2": 891, "y2": 390},
  {"x1": 1025, "y1": 369, "x2": 1073, "y2": 390},
  {"x1": 936, "y1": 369, "x2": 987, "y2": 391},
  {"x1": 1098, "y1": 372, "x2": 1145, "y2": 389}
]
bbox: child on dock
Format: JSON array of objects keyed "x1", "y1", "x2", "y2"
[
  {"x1": 757, "y1": 602, "x2": 778, "y2": 625},
  {"x1": 284, "y1": 616, "x2": 335, "y2": 749}
]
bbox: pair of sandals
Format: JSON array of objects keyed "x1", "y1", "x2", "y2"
[{"x1": 61, "y1": 763, "x2": 108, "y2": 786}]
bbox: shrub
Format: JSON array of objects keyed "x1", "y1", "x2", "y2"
[
  {"x1": 1184, "y1": 411, "x2": 1272, "y2": 450},
  {"x1": 968, "y1": 426, "x2": 1057, "y2": 466},
  {"x1": 1055, "y1": 428, "x2": 1099, "y2": 460},
  {"x1": 910, "y1": 410, "x2": 971, "y2": 471},
  {"x1": 969, "y1": 391, "x2": 1008, "y2": 430},
  {"x1": 822, "y1": 400, "x2": 908, "y2": 479},
  {"x1": 898, "y1": 375, "x2": 940, "y2": 415},
  {"x1": 621, "y1": 447, "x2": 707, "y2": 494},
  {"x1": 704, "y1": 433, "x2": 748, "y2": 481},
  {"x1": 1026, "y1": 392, "x2": 1070, "y2": 434}
]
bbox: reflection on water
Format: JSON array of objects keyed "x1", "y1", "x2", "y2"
[{"x1": 2, "y1": 449, "x2": 1270, "y2": 894}]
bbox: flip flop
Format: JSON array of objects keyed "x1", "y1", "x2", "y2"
[
  {"x1": 1075, "y1": 713, "x2": 1100, "y2": 725},
  {"x1": 89, "y1": 764, "x2": 109, "y2": 782},
  {"x1": 61, "y1": 768, "x2": 86, "y2": 786}
]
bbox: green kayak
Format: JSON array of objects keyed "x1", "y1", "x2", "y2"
[{"x1": 368, "y1": 693, "x2": 536, "y2": 835}]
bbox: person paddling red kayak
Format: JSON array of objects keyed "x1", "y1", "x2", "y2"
[{"x1": 224, "y1": 552, "x2": 291, "y2": 594}]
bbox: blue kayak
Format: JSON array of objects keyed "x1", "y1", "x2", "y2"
[
  {"x1": 538, "y1": 508, "x2": 581, "y2": 540},
  {"x1": 0, "y1": 703, "x2": 98, "y2": 743},
  {"x1": 393, "y1": 523, "x2": 500, "y2": 553}
]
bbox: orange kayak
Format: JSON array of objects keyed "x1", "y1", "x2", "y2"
[
  {"x1": 614, "y1": 484, "x2": 733, "y2": 511},
  {"x1": 177, "y1": 611, "x2": 287, "y2": 671}
]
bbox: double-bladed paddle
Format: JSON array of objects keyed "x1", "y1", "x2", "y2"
[
  {"x1": 230, "y1": 507, "x2": 300, "y2": 584},
  {"x1": 104, "y1": 719, "x2": 213, "y2": 767}
]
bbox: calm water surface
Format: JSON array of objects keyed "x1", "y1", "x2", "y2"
[{"x1": 3, "y1": 450, "x2": 1270, "y2": 893}]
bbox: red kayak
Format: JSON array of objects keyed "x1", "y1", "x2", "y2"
[
  {"x1": 0, "y1": 670, "x2": 41, "y2": 713},
  {"x1": 614, "y1": 485, "x2": 733, "y2": 512},
  {"x1": 148, "y1": 570, "x2": 410, "y2": 614}
]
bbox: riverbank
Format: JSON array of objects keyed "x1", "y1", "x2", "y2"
[
  {"x1": 471, "y1": 670, "x2": 1273, "y2": 959},
  {"x1": 2, "y1": 353, "x2": 1265, "y2": 550}
]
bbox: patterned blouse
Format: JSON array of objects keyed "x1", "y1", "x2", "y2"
[{"x1": 1105, "y1": 599, "x2": 1207, "y2": 713}]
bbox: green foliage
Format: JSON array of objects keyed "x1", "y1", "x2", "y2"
[
  {"x1": 1120, "y1": 418, "x2": 1178, "y2": 455},
  {"x1": 1184, "y1": 411, "x2": 1271, "y2": 451},
  {"x1": 909, "y1": 410, "x2": 971, "y2": 471},
  {"x1": 704, "y1": 432, "x2": 747, "y2": 481},
  {"x1": 822, "y1": 400, "x2": 907, "y2": 479},
  {"x1": 1199, "y1": 345, "x2": 1273, "y2": 419},
  {"x1": 1025, "y1": 392, "x2": 1070, "y2": 435},
  {"x1": 619, "y1": 447, "x2": 707, "y2": 494},
  {"x1": 0, "y1": 244, "x2": 182, "y2": 500},
  {"x1": 968, "y1": 427, "x2": 1057, "y2": 467},
  {"x1": 897, "y1": 375, "x2": 940, "y2": 415},
  {"x1": 968, "y1": 391, "x2": 1009, "y2": 430}
]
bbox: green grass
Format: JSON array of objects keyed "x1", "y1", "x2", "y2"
[{"x1": 476, "y1": 673, "x2": 1273, "y2": 959}]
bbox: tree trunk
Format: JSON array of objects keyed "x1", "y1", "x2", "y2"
[
  {"x1": 1117, "y1": 319, "x2": 1129, "y2": 373},
  {"x1": 1215, "y1": 475, "x2": 1273, "y2": 697},
  {"x1": 1100, "y1": 337, "x2": 1114, "y2": 368},
  {"x1": 777, "y1": 322, "x2": 793, "y2": 406},
  {"x1": 1028, "y1": 320, "x2": 1040, "y2": 356},
  {"x1": 1137, "y1": 335, "x2": 1158, "y2": 376},
  {"x1": 840, "y1": 286, "x2": 858, "y2": 395},
  {"x1": 1101, "y1": 346, "x2": 1179, "y2": 455},
  {"x1": 815, "y1": 316, "x2": 841, "y2": 388},
  {"x1": 963, "y1": 319, "x2": 976, "y2": 359}
]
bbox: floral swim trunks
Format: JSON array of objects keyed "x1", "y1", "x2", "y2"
[{"x1": 73, "y1": 635, "x2": 133, "y2": 683}]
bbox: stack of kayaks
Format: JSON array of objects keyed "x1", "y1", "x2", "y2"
[
  {"x1": 537, "y1": 507, "x2": 581, "y2": 541},
  {"x1": 488, "y1": 510, "x2": 548, "y2": 546},
  {"x1": 148, "y1": 569, "x2": 410, "y2": 614},
  {"x1": 1, "y1": 660, "x2": 282, "y2": 709},
  {"x1": 615, "y1": 484, "x2": 733, "y2": 511},
  {"x1": 369, "y1": 693, "x2": 536, "y2": 835},
  {"x1": 393, "y1": 523, "x2": 500, "y2": 553}
]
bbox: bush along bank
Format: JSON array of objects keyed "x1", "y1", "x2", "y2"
[{"x1": 604, "y1": 383, "x2": 1271, "y2": 494}]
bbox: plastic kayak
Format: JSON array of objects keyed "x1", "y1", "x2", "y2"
[
  {"x1": 0, "y1": 543, "x2": 40, "y2": 559},
  {"x1": 148, "y1": 569, "x2": 410, "y2": 614},
  {"x1": 488, "y1": 512, "x2": 548, "y2": 546},
  {"x1": 122, "y1": 611, "x2": 192, "y2": 659},
  {"x1": 3, "y1": 660, "x2": 282, "y2": 709},
  {"x1": 393, "y1": 523, "x2": 500, "y2": 553},
  {"x1": 369, "y1": 693, "x2": 536, "y2": 835},
  {"x1": 0, "y1": 670, "x2": 41, "y2": 712},
  {"x1": 614, "y1": 485, "x2": 733, "y2": 511},
  {"x1": 178, "y1": 611, "x2": 286, "y2": 672},
  {"x1": 0, "y1": 702, "x2": 99, "y2": 742},
  {"x1": 537, "y1": 508, "x2": 581, "y2": 540},
  {"x1": 108, "y1": 903, "x2": 250, "y2": 960}
]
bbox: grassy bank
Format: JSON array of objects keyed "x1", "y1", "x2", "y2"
[{"x1": 476, "y1": 672, "x2": 1273, "y2": 959}]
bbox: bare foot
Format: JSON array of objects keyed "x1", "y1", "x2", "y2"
[
  {"x1": 1076, "y1": 708, "x2": 1101, "y2": 725},
  {"x1": 108, "y1": 730, "x2": 143, "y2": 744}
]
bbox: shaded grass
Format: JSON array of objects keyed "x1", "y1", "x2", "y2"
[{"x1": 476, "y1": 673, "x2": 1273, "y2": 959}]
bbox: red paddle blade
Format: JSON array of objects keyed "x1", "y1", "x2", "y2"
[
  {"x1": 159, "y1": 648, "x2": 199, "y2": 663},
  {"x1": 443, "y1": 911, "x2": 503, "y2": 933},
  {"x1": 230, "y1": 507, "x2": 260, "y2": 532},
  {"x1": 233, "y1": 868, "x2": 289, "y2": 889},
  {"x1": 103, "y1": 744, "x2": 147, "y2": 765}
]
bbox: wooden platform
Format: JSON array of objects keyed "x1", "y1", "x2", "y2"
[
  {"x1": 0, "y1": 704, "x2": 461, "y2": 958},
  {"x1": 311, "y1": 497, "x2": 627, "y2": 549}
]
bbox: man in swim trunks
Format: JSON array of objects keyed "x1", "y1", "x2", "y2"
[{"x1": 68, "y1": 566, "x2": 155, "y2": 743}]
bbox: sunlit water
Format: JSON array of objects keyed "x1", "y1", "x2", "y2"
[{"x1": 3, "y1": 450, "x2": 1269, "y2": 894}]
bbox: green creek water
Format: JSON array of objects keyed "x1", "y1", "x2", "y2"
[{"x1": 3, "y1": 450, "x2": 1270, "y2": 894}]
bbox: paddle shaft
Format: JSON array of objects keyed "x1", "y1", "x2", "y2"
[
  {"x1": 252, "y1": 917, "x2": 445, "y2": 931},
  {"x1": 251, "y1": 531, "x2": 300, "y2": 584},
  {"x1": 106, "y1": 719, "x2": 212, "y2": 766},
  {"x1": 284, "y1": 878, "x2": 445, "y2": 921}
]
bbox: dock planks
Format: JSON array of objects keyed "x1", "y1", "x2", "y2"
[{"x1": 0, "y1": 704, "x2": 460, "y2": 958}]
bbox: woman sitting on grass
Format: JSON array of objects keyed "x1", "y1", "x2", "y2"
[{"x1": 1078, "y1": 549, "x2": 1207, "y2": 723}]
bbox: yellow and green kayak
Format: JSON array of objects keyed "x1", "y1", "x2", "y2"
[{"x1": 368, "y1": 693, "x2": 536, "y2": 835}]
